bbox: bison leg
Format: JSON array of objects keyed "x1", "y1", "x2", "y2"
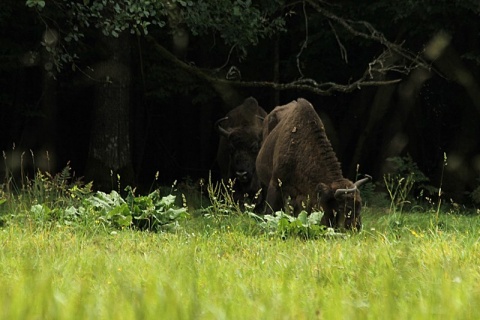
[
  {"x1": 320, "y1": 209, "x2": 336, "y2": 228},
  {"x1": 335, "y1": 211, "x2": 346, "y2": 230},
  {"x1": 265, "y1": 179, "x2": 283, "y2": 213}
]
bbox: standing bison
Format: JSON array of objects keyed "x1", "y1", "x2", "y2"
[
  {"x1": 256, "y1": 98, "x2": 370, "y2": 230},
  {"x1": 215, "y1": 97, "x2": 267, "y2": 206}
]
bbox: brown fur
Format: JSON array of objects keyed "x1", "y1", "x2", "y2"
[
  {"x1": 256, "y1": 98, "x2": 366, "y2": 230},
  {"x1": 215, "y1": 97, "x2": 267, "y2": 206}
]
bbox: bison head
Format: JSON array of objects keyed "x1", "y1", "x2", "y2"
[
  {"x1": 317, "y1": 175, "x2": 371, "y2": 231},
  {"x1": 215, "y1": 117, "x2": 263, "y2": 186}
]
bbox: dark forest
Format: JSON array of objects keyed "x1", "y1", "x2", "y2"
[{"x1": 1, "y1": 0, "x2": 480, "y2": 204}]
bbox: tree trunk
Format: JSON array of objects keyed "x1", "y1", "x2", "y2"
[
  {"x1": 272, "y1": 33, "x2": 280, "y2": 107},
  {"x1": 85, "y1": 34, "x2": 134, "y2": 191},
  {"x1": 16, "y1": 28, "x2": 58, "y2": 178},
  {"x1": 38, "y1": 29, "x2": 58, "y2": 172}
]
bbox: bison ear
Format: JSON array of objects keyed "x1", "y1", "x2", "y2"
[
  {"x1": 243, "y1": 97, "x2": 259, "y2": 112},
  {"x1": 244, "y1": 97, "x2": 258, "y2": 106}
]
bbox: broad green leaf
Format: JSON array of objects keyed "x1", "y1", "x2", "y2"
[
  {"x1": 31, "y1": 204, "x2": 50, "y2": 216},
  {"x1": 298, "y1": 211, "x2": 308, "y2": 225}
]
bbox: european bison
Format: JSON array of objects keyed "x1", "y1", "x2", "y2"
[
  {"x1": 215, "y1": 97, "x2": 267, "y2": 206},
  {"x1": 256, "y1": 98, "x2": 370, "y2": 230}
]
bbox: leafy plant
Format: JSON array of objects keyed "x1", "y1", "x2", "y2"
[
  {"x1": 125, "y1": 187, "x2": 188, "y2": 231},
  {"x1": 249, "y1": 210, "x2": 338, "y2": 239},
  {"x1": 82, "y1": 187, "x2": 188, "y2": 232},
  {"x1": 84, "y1": 190, "x2": 133, "y2": 229},
  {"x1": 25, "y1": 0, "x2": 286, "y2": 70},
  {"x1": 0, "y1": 162, "x2": 187, "y2": 232},
  {"x1": 0, "y1": 162, "x2": 94, "y2": 227}
]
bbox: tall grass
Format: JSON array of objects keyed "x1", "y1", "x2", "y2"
[
  {"x1": 1, "y1": 210, "x2": 480, "y2": 319},
  {"x1": 1, "y1": 157, "x2": 480, "y2": 319}
]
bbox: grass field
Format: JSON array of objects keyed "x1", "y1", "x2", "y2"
[{"x1": 1, "y1": 206, "x2": 480, "y2": 320}]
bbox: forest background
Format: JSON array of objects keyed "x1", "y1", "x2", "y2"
[{"x1": 1, "y1": 0, "x2": 480, "y2": 205}]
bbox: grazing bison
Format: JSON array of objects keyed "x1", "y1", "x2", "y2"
[
  {"x1": 215, "y1": 97, "x2": 267, "y2": 206},
  {"x1": 256, "y1": 98, "x2": 371, "y2": 230}
]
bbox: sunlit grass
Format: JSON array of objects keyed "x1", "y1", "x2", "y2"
[{"x1": 1, "y1": 208, "x2": 480, "y2": 319}]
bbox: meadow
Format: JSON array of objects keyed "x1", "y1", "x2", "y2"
[{"x1": 1, "y1": 166, "x2": 480, "y2": 319}]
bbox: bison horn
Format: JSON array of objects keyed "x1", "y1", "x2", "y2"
[
  {"x1": 215, "y1": 117, "x2": 231, "y2": 137},
  {"x1": 334, "y1": 186, "x2": 357, "y2": 198},
  {"x1": 354, "y1": 174, "x2": 372, "y2": 187},
  {"x1": 256, "y1": 115, "x2": 265, "y2": 122}
]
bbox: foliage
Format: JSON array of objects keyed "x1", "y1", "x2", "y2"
[
  {"x1": 24, "y1": 0, "x2": 286, "y2": 69},
  {"x1": 184, "y1": 0, "x2": 286, "y2": 56},
  {"x1": 83, "y1": 190, "x2": 133, "y2": 229},
  {"x1": 35, "y1": 188, "x2": 188, "y2": 231},
  {"x1": 383, "y1": 172, "x2": 417, "y2": 214},
  {"x1": 26, "y1": 0, "x2": 168, "y2": 36},
  {"x1": 383, "y1": 155, "x2": 437, "y2": 213},
  {"x1": 125, "y1": 187, "x2": 188, "y2": 231},
  {"x1": 385, "y1": 155, "x2": 433, "y2": 191},
  {"x1": 2, "y1": 163, "x2": 480, "y2": 318},
  {"x1": 201, "y1": 176, "x2": 340, "y2": 239},
  {"x1": 201, "y1": 176, "x2": 244, "y2": 217},
  {"x1": 248, "y1": 210, "x2": 341, "y2": 239},
  {"x1": 0, "y1": 167, "x2": 187, "y2": 232},
  {"x1": 0, "y1": 163, "x2": 92, "y2": 226}
]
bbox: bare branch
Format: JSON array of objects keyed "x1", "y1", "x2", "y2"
[
  {"x1": 223, "y1": 77, "x2": 402, "y2": 95},
  {"x1": 305, "y1": 0, "x2": 431, "y2": 71},
  {"x1": 296, "y1": 1, "x2": 309, "y2": 78},
  {"x1": 147, "y1": 35, "x2": 401, "y2": 96},
  {"x1": 148, "y1": 0, "x2": 440, "y2": 98},
  {"x1": 329, "y1": 20, "x2": 348, "y2": 63},
  {"x1": 215, "y1": 44, "x2": 237, "y2": 72}
]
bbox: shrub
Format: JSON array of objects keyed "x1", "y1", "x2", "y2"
[
  {"x1": 383, "y1": 155, "x2": 437, "y2": 213},
  {"x1": 248, "y1": 210, "x2": 344, "y2": 239},
  {"x1": 0, "y1": 164, "x2": 188, "y2": 232}
]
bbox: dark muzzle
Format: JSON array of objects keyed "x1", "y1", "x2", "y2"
[
  {"x1": 345, "y1": 213, "x2": 362, "y2": 231},
  {"x1": 235, "y1": 171, "x2": 249, "y2": 183}
]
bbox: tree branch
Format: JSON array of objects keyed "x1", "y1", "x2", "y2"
[
  {"x1": 296, "y1": 1, "x2": 309, "y2": 78},
  {"x1": 305, "y1": 0, "x2": 431, "y2": 71},
  {"x1": 329, "y1": 20, "x2": 348, "y2": 63},
  {"x1": 147, "y1": 35, "x2": 401, "y2": 96},
  {"x1": 147, "y1": 0, "x2": 438, "y2": 97}
]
